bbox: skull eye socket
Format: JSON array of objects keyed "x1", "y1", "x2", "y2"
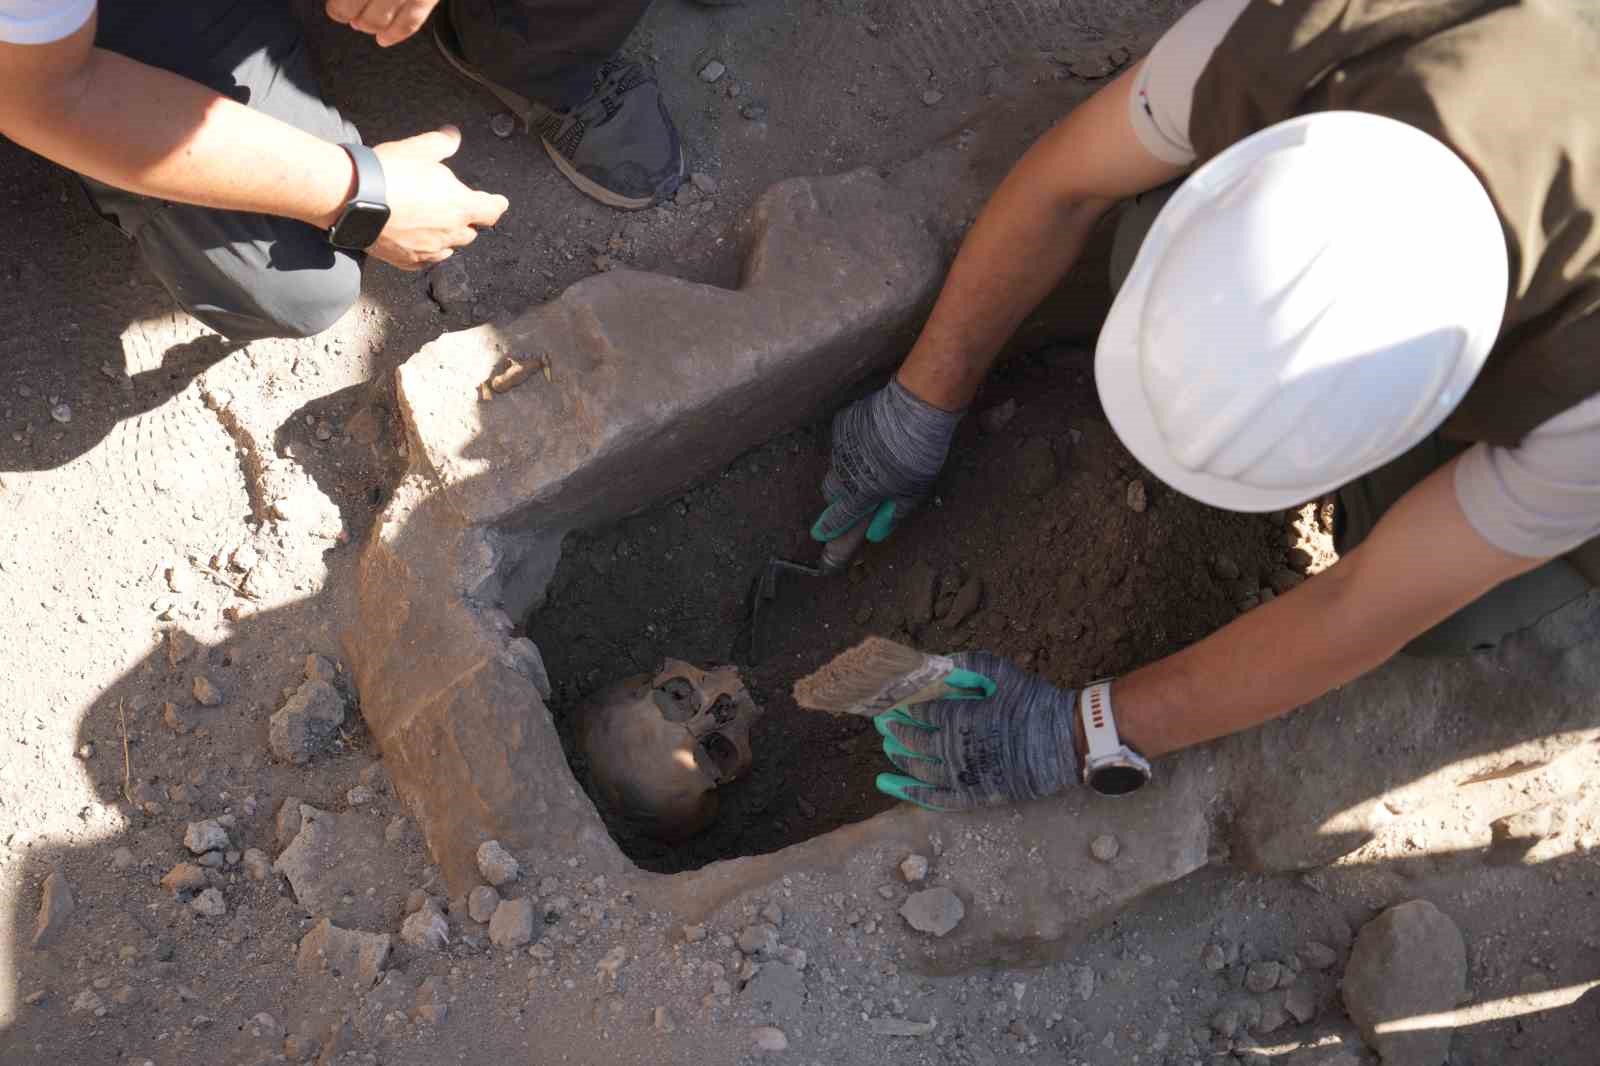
[
  {"x1": 708, "y1": 694, "x2": 737, "y2": 724},
  {"x1": 698, "y1": 732, "x2": 741, "y2": 782},
  {"x1": 652, "y1": 677, "x2": 702, "y2": 722}
]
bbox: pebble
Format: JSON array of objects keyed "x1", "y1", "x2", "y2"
[
  {"x1": 682, "y1": 923, "x2": 707, "y2": 943},
  {"x1": 1245, "y1": 961, "x2": 1281, "y2": 994},
  {"x1": 488, "y1": 898, "x2": 534, "y2": 948},
  {"x1": 921, "y1": 89, "x2": 944, "y2": 106},
  {"x1": 1211, "y1": 555, "x2": 1242, "y2": 582},
  {"x1": 31, "y1": 869, "x2": 74, "y2": 949},
  {"x1": 346, "y1": 785, "x2": 375, "y2": 806},
  {"x1": 23, "y1": 990, "x2": 46, "y2": 1006},
  {"x1": 184, "y1": 819, "x2": 229, "y2": 855},
  {"x1": 402, "y1": 901, "x2": 450, "y2": 951},
  {"x1": 111, "y1": 846, "x2": 135, "y2": 871},
  {"x1": 899, "y1": 887, "x2": 964, "y2": 937},
  {"x1": 699, "y1": 60, "x2": 727, "y2": 83},
  {"x1": 899, "y1": 854, "x2": 930, "y2": 882},
  {"x1": 978, "y1": 399, "x2": 1018, "y2": 434},
  {"x1": 71, "y1": 989, "x2": 102, "y2": 1014},
  {"x1": 476, "y1": 840, "x2": 521, "y2": 886},
  {"x1": 737, "y1": 923, "x2": 779, "y2": 955},
  {"x1": 429, "y1": 258, "x2": 473, "y2": 309},
  {"x1": 751, "y1": 1026, "x2": 788, "y2": 1052},
  {"x1": 191, "y1": 675, "x2": 223, "y2": 707},
  {"x1": 468, "y1": 885, "x2": 500, "y2": 924},
  {"x1": 190, "y1": 888, "x2": 226, "y2": 917},
  {"x1": 740, "y1": 102, "x2": 768, "y2": 121},
  {"x1": 1298, "y1": 941, "x2": 1338, "y2": 970},
  {"x1": 1126, "y1": 479, "x2": 1148, "y2": 512},
  {"x1": 490, "y1": 112, "x2": 517, "y2": 138},
  {"x1": 1089, "y1": 834, "x2": 1120, "y2": 863},
  {"x1": 1201, "y1": 943, "x2": 1227, "y2": 971},
  {"x1": 270, "y1": 680, "x2": 347, "y2": 764},
  {"x1": 50, "y1": 402, "x2": 71, "y2": 424},
  {"x1": 691, "y1": 172, "x2": 720, "y2": 195},
  {"x1": 161, "y1": 863, "x2": 208, "y2": 899},
  {"x1": 1255, "y1": 998, "x2": 1288, "y2": 1034},
  {"x1": 242, "y1": 848, "x2": 271, "y2": 881},
  {"x1": 163, "y1": 701, "x2": 195, "y2": 734},
  {"x1": 761, "y1": 903, "x2": 784, "y2": 926}
]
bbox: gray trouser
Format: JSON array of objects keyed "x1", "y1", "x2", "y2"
[
  {"x1": 89, "y1": 0, "x2": 654, "y2": 341},
  {"x1": 1108, "y1": 186, "x2": 1592, "y2": 656}
]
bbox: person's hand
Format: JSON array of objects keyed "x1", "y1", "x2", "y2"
[
  {"x1": 369, "y1": 127, "x2": 508, "y2": 271},
  {"x1": 812, "y1": 379, "x2": 963, "y2": 545},
  {"x1": 874, "y1": 651, "x2": 1079, "y2": 811},
  {"x1": 325, "y1": 0, "x2": 441, "y2": 48}
]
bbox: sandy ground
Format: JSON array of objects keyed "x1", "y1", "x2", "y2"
[{"x1": 3, "y1": 2, "x2": 1599, "y2": 1065}]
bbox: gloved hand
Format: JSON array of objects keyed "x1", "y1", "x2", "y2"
[
  {"x1": 874, "y1": 651, "x2": 1079, "y2": 811},
  {"x1": 812, "y1": 379, "x2": 964, "y2": 544}
]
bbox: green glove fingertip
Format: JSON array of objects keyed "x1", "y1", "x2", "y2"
[
  {"x1": 942, "y1": 669, "x2": 998, "y2": 700},
  {"x1": 874, "y1": 708, "x2": 937, "y2": 736},
  {"x1": 875, "y1": 773, "x2": 950, "y2": 811},
  {"x1": 881, "y1": 732, "x2": 941, "y2": 765},
  {"x1": 865, "y1": 499, "x2": 900, "y2": 543}
]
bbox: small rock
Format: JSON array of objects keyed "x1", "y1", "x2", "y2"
[
  {"x1": 71, "y1": 989, "x2": 102, "y2": 1014},
  {"x1": 23, "y1": 990, "x2": 46, "y2": 1006},
  {"x1": 276, "y1": 796, "x2": 305, "y2": 846},
  {"x1": 197, "y1": 850, "x2": 224, "y2": 868},
  {"x1": 1212, "y1": 555, "x2": 1242, "y2": 582},
  {"x1": 468, "y1": 885, "x2": 500, "y2": 924},
  {"x1": 945, "y1": 577, "x2": 983, "y2": 628},
  {"x1": 49, "y1": 401, "x2": 72, "y2": 424},
  {"x1": 1201, "y1": 943, "x2": 1227, "y2": 971},
  {"x1": 870, "y1": 1017, "x2": 937, "y2": 1037},
  {"x1": 1126, "y1": 479, "x2": 1148, "y2": 513},
  {"x1": 682, "y1": 923, "x2": 707, "y2": 943},
  {"x1": 699, "y1": 60, "x2": 727, "y2": 83},
  {"x1": 476, "y1": 840, "x2": 520, "y2": 886},
  {"x1": 488, "y1": 898, "x2": 535, "y2": 948},
  {"x1": 921, "y1": 89, "x2": 944, "y2": 106},
  {"x1": 401, "y1": 901, "x2": 450, "y2": 951},
  {"x1": 161, "y1": 863, "x2": 208, "y2": 899},
  {"x1": 740, "y1": 101, "x2": 768, "y2": 121},
  {"x1": 346, "y1": 785, "x2": 375, "y2": 806},
  {"x1": 1089, "y1": 834, "x2": 1120, "y2": 863},
  {"x1": 1245, "y1": 961, "x2": 1281, "y2": 994},
  {"x1": 899, "y1": 887, "x2": 964, "y2": 937},
  {"x1": 899, "y1": 854, "x2": 930, "y2": 882},
  {"x1": 978, "y1": 399, "x2": 1018, "y2": 434},
  {"x1": 268, "y1": 681, "x2": 346, "y2": 764},
  {"x1": 162, "y1": 701, "x2": 195, "y2": 734},
  {"x1": 691, "y1": 172, "x2": 719, "y2": 195},
  {"x1": 191, "y1": 675, "x2": 223, "y2": 707},
  {"x1": 296, "y1": 919, "x2": 391, "y2": 984},
  {"x1": 31, "y1": 870, "x2": 74, "y2": 949},
  {"x1": 738, "y1": 923, "x2": 779, "y2": 955},
  {"x1": 1298, "y1": 941, "x2": 1338, "y2": 970},
  {"x1": 1343, "y1": 900, "x2": 1466, "y2": 1066},
  {"x1": 1284, "y1": 980, "x2": 1317, "y2": 1024},
  {"x1": 1255, "y1": 998, "x2": 1289, "y2": 1034},
  {"x1": 165, "y1": 631, "x2": 194, "y2": 669},
  {"x1": 242, "y1": 848, "x2": 271, "y2": 881},
  {"x1": 490, "y1": 112, "x2": 516, "y2": 138},
  {"x1": 190, "y1": 888, "x2": 226, "y2": 918},
  {"x1": 429, "y1": 258, "x2": 472, "y2": 309},
  {"x1": 751, "y1": 1026, "x2": 788, "y2": 1052},
  {"x1": 184, "y1": 819, "x2": 229, "y2": 855},
  {"x1": 595, "y1": 945, "x2": 627, "y2": 984}
]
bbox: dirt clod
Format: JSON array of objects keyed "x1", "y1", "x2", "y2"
[{"x1": 1127, "y1": 479, "x2": 1148, "y2": 513}]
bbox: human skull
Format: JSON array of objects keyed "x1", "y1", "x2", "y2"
[{"x1": 575, "y1": 660, "x2": 764, "y2": 841}]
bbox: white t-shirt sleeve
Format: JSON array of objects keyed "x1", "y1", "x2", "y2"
[
  {"x1": 1127, "y1": 0, "x2": 1251, "y2": 167},
  {"x1": 0, "y1": 0, "x2": 94, "y2": 45},
  {"x1": 1454, "y1": 391, "x2": 1600, "y2": 559}
]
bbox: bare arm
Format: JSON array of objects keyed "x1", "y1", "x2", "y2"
[
  {"x1": 1113, "y1": 460, "x2": 1548, "y2": 757},
  {"x1": 896, "y1": 62, "x2": 1185, "y2": 410},
  {"x1": 0, "y1": 16, "x2": 507, "y2": 269}
]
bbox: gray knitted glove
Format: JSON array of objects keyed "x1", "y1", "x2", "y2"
[
  {"x1": 874, "y1": 651, "x2": 1080, "y2": 811},
  {"x1": 812, "y1": 379, "x2": 963, "y2": 543}
]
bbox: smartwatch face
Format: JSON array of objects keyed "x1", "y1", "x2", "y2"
[
  {"x1": 1088, "y1": 764, "x2": 1150, "y2": 796},
  {"x1": 331, "y1": 201, "x2": 391, "y2": 251}
]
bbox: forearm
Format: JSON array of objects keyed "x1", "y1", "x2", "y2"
[
  {"x1": 5, "y1": 46, "x2": 353, "y2": 229},
  {"x1": 895, "y1": 163, "x2": 1111, "y2": 409},
  {"x1": 1110, "y1": 464, "x2": 1544, "y2": 758}
]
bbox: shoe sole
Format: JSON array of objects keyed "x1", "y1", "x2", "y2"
[{"x1": 431, "y1": 19, "x2": 675, "y2": 212}]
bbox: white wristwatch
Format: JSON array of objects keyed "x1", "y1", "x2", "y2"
[{"x1": 1079, "y1": 680, "x2": 1152, "y2": 796}]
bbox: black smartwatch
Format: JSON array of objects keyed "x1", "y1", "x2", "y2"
[{"x1": 328, "y1": 143, "x2": 390, "y2": 251}]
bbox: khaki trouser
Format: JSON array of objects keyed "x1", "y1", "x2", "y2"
[{"x1": 1107, "y1": 187, "x2": 1592, "y2": 656}]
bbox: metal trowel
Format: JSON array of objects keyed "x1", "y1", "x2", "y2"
[{"x1": 745, "y1": 518, "x2": 871, "y2": 662}]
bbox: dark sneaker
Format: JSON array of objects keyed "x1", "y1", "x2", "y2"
[{"x1": 432, "y1": 20, "x2": 684, "y2": 209}]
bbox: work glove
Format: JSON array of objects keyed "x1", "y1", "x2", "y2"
[
  {"x1": 811, "y1": 379, "x2": 963, "y2": 545},
  {"x1": 874, "y1": 651, "x2": 1079, "y2": 811}
]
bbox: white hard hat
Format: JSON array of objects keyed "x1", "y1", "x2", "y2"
[{"x1": 1096, "y1": 112, "x2": 1508, "y2": 513}]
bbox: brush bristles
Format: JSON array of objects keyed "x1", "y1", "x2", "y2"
[{"x1": 793, "y1": 636, "x2": 949, "y2": 716}]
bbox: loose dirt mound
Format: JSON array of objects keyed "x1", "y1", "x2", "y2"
[{"x1": 530, "y1": 343, "x2": 1309, "y2": 872}]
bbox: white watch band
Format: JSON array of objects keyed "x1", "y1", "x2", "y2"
[{"x1": 1081, "y1": 680, "x2": 1123, "y2": 762}]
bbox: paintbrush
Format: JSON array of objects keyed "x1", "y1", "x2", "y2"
[{"x1": 793, "y1": 636, "x2": 990, "y2": 718}]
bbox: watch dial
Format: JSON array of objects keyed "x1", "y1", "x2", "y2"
[
  {"x1": 332, "y1": 201, "x2": 390, "y2": 250},
  {"x1": 1089, "y1": 764, "x2": 1149, "y2": 796}
]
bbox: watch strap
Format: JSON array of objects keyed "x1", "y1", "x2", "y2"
[
  {"x1": 1080, "y1": 679, "x2": 1122, "y2": 762},
  {"x1": 341, "y1": 143, "x2": 386, "y2": 209}
]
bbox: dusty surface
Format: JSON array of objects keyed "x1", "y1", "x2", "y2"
[
  {"x1": 533, "y1": 343, "x2": 1314, "y2": 872},
  {"x1": 3, "y1": 2, "x2": 1599, "y2": 1066}
]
